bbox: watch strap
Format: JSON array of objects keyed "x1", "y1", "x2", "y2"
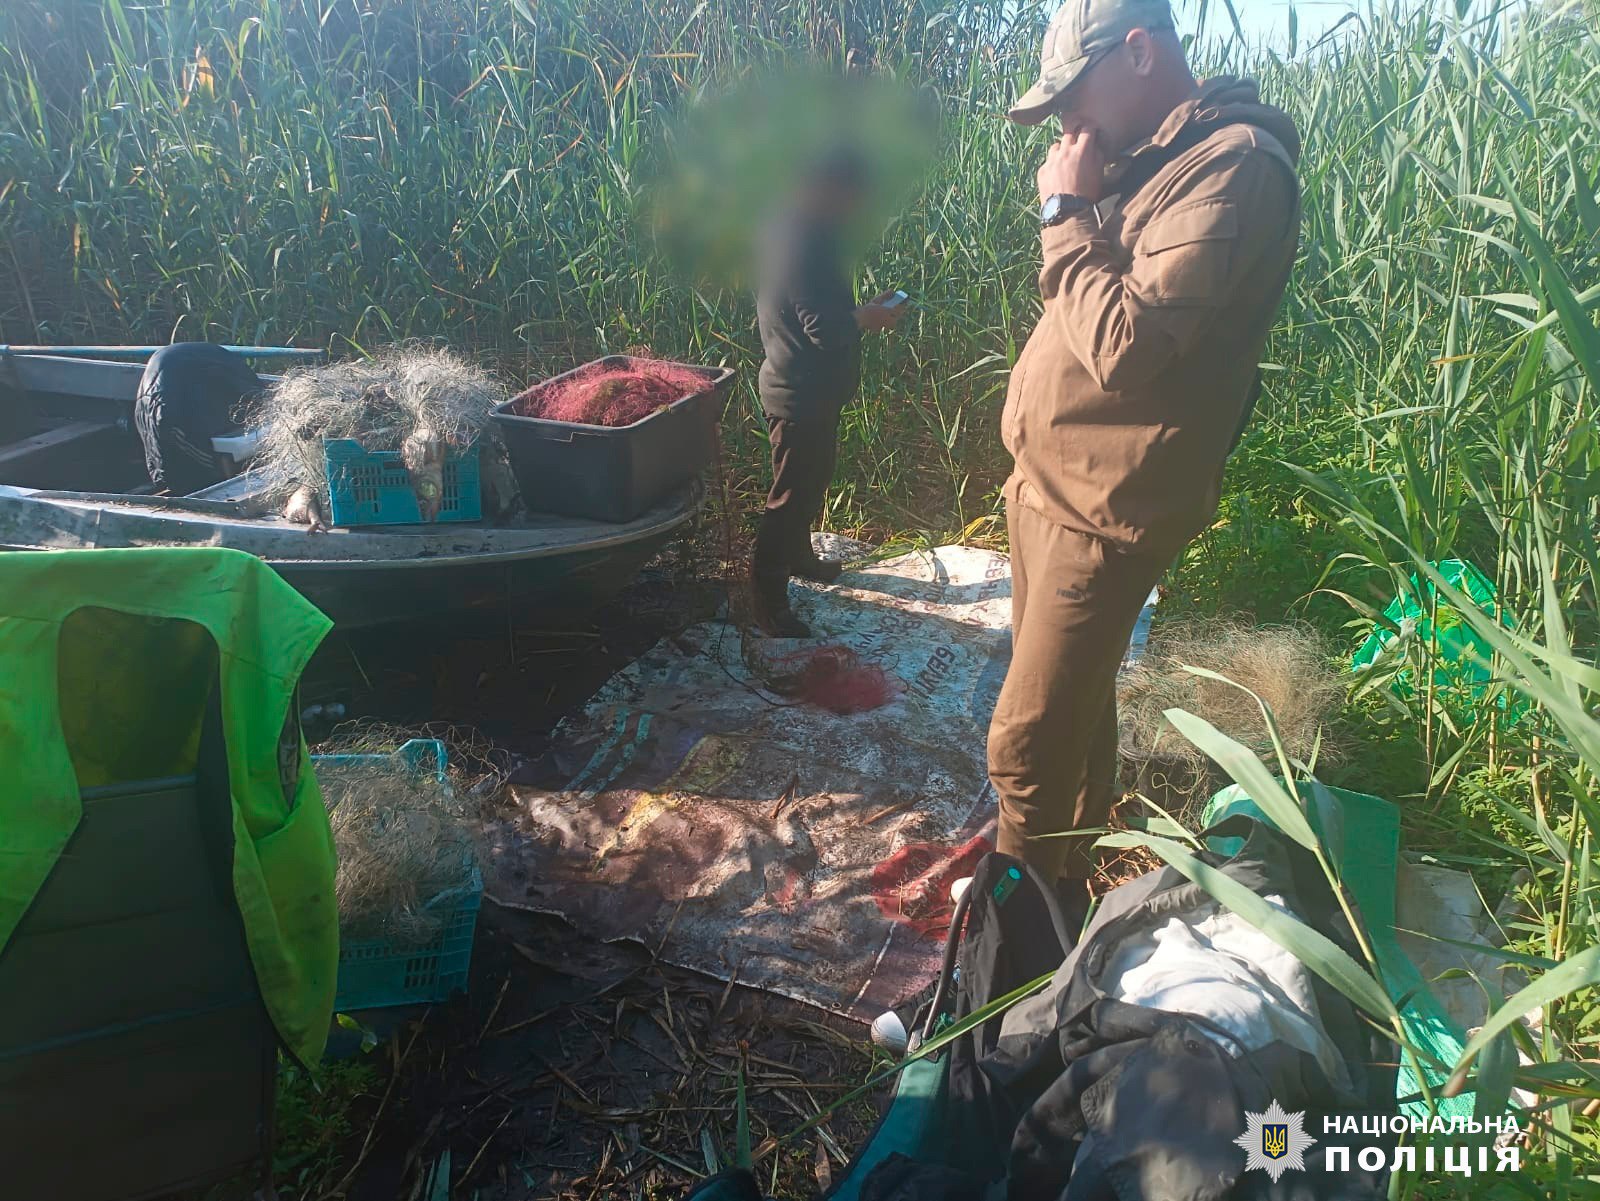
[{"x1": 1041, "y1": 193, "x2": 1093, "y2": 227}]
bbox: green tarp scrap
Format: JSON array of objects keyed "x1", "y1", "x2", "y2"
[
  {"x1": 825, "y1": 1056, "x2": 948, "y2": 1201},
  {"x1": 1203, "y1": 783, "x2": 1474, "y2": 1121},
  {"x1": 0, "y1": 547, "x2": 338, "y2": 1066}
]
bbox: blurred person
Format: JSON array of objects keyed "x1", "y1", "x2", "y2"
[
  {"x1": 749, "y1": 146, "x2": 903, "y2": 638},
  {"x1": 986, "y1": 0, "x2": 1302, "y2": 920}
]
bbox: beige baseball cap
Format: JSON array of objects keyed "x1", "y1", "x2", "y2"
[{"x1": 1008, "y1": 0, "x2": 1177, "y2": 125}]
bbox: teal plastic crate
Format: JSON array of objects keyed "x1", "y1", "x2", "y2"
[
  {"x1": 322, "y1": 437, "x2": 482, "y2": 526},
  {"x1": 312, "y1": 739, "x2": 483, "y2": 1011},
  {"x1": 332, "y1": 866, "x2": 483, "y2": 1011},
  {"x1": 315, "y1": 738, "x2": 448, "y2": 785}
]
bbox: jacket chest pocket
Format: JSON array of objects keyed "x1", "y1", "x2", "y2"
[
  {"x1": 1003, "y1": 340, "x2": 1034, "y2": 444},
  {"x1": 1131, "y1": 196, "x2": 1238, "y2": 306}
]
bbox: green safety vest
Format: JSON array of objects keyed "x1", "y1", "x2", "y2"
[{"x1": 0, "y1": 547, "x2": 337, "y2": 1066}]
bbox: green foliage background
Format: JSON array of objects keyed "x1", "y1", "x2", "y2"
[{"x1": 4, "y1": 0, "x2": 1600, "y2": 1192}]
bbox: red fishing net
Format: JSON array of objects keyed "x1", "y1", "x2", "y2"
[
  {"x1": 869, "y1": 834, "x2": 994, "y2": 938},
  {"x1": 512, "y1": 361, "x2": 710, "y2": 428},
  {"x1": 771, "y1": 645, "x2": 900, "y2": 714}
]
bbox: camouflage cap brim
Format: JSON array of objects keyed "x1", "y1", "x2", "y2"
[{"x1": 1006, "y1": 54, "x2": 1094, "y2": 124}]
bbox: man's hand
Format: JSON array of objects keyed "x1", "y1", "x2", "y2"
[
  {"x1": 1037, "y1": 122, "x2": 1106, "y2": 205},
  {"x1": 855, "y1": 289, "x2": 905, "y2": 333}
]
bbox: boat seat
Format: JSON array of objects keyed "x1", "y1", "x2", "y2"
[
  {"x1": 0, "y1": 671, "x2": 277, "y2": 1200},
  {"x1": 190, "y1": 468, "x2": 277, "y2": 506},
  {"x1": 0, "y1": 419, "x2": 128, "y2": 489},
  {"x1": 212, "y1": 427, "x2": 264, "y2": 462}
]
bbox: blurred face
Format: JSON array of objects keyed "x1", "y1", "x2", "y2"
[
  {"x1": 1052, "y1": 29, "x2": 1163, "y2": 157},
  {"x1": 804, "y1": 175, "x2": 867, "y2": 221}
]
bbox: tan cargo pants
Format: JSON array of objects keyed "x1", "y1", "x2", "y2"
[{"x1": 987, "y1": 495, "x2": 1171, "y2": 881}]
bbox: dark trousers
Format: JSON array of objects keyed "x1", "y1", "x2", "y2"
[{"x1": 751, "y1": 412, "x2": 839, "y2": 599}]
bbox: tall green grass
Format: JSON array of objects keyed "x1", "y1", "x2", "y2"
[{"x1": 4, "y1": 0, "x2": 1600, "y2": 1191}]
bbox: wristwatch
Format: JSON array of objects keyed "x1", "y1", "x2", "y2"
[{"x1": 1040, "y1": 193, "x2": 1094, "y2": 228}]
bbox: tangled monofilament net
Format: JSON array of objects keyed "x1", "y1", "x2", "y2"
[
  {"x1": 1118, "y1": 619, "x2": 1345, "y2": 804},
  {"x1": 511, "y1": 360, "x2": 709, "y2": 427},
  {"x1": 248, "y1": 345, "x2": 503, "y2": 500},
  {"x1": 316, "y1": 736, "x2": 479, "y2": 945}
]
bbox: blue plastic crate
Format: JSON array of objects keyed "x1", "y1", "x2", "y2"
[
  {"x1": 331, "y1": 867, "x2": 483, "y2": 1012},
  {"x1": 322, "y1": 437, "x2": 482, "y2": 526},
  {"x1": 312, "y1": 740, "x2": 483, "y2": 1011},
  {"x1": 314, "y1": 738, "x2": 449, "y2": 785}
]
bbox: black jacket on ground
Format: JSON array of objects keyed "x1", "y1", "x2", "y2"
[
  {"x1": 854, "y1": 829, "x2": 1397, "y2": 1201},
  {"x1": 756, "y1": 211, "x2": 861, "y2": 420}
]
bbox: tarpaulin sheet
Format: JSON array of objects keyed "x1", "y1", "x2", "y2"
[{"x1": 482, "y1": 543, "x2": 1158, "y2": 1019}]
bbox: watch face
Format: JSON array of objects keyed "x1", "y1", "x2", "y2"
[{"x1": 1041, "y1": 195, "x2": 1062, "y2": 223}]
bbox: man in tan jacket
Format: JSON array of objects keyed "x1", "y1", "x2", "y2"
[{"x1": 988, "y1": 0, "x2": 1302, "y2": 920}]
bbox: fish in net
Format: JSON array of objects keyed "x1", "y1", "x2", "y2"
[{"x1": 247, "y1": 345, "x2": 504, "y2": 523}]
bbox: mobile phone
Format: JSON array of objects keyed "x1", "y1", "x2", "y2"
[{"x1": 883, "y1": 290, "x2": 910, "y2": 309}]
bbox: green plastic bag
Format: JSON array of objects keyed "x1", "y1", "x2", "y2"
[{"x1": 1351, "y1": 559, "x2": 1523, "y2": 718}]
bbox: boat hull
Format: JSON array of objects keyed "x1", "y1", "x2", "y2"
[
  {"x1": 0, "y1": 350, "x2": 710, "y2": 628},
  {"x1": 276, "y1": 531, "x2": 678, "y2": 627},
  {"x1": 0, "y1": 483, "x2": 701, "y2": 628}
]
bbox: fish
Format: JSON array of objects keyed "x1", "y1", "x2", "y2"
[
  {"x1": 285, "y1": 483, "x2": 329, "y2": 532},
  {"x1": 401, "y1": 426, "x2": 446, "y2": 522}
]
